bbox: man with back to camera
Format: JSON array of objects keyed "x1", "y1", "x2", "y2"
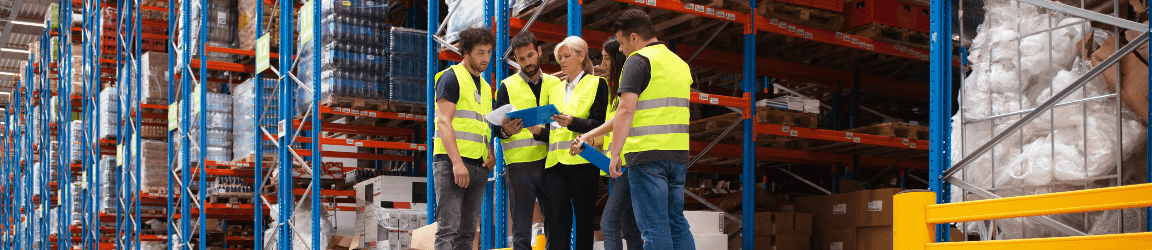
[
  {"x1": 572, "y1": 9, "x2": 696, "y2": 250},
  {"x1": 493, "y1": 31, "x2": 561, "y2": 250},
  {"x1": 432, "y1": 26, "x2": 497, "y2": 250}
]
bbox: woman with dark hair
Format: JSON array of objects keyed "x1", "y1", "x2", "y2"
[{"x1": 585, "y1": 37, "x2": 643, "y2": 250}]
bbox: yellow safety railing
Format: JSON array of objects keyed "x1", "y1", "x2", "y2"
[{"x1": 893, "y1": 183, "x2": 1152, "y2": 250}]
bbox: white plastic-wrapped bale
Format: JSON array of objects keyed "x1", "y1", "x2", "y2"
[{"x1": 950, "y1": 0, "x2": 1147, "y2": 240}]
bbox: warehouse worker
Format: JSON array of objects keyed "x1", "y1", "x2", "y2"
[
  {"x1": 432, "y1": 26, "x2": 497, "y2": 250},
  {"x1": 572, "y1": 36, "x2": 644, "y2": 250},
  {"x1": 494, "y1": 31, "x2": 560, "y2": 250},
  {"x1": 544, "y1": 36, "x2": 610, "y2": 250},
  {"x1": 572, "y1": 9, "x2": 696, "y2": 250}
]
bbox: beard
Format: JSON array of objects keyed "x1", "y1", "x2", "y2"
[
  {"x1": 522, "y1": 64, "x2": 539, "y2": 76},
  {"x1": 470, "y1": 63, "x2": 487, "y2": 73}
]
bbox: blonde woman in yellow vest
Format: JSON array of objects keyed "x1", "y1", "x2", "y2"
[
  {"x1": 431, "y1": 27, "x2": 496, "y2": 250},
  {"x1": 494, "y1": 31, "x2": 561, "y2": 250},
  {"x1": 572, "y1": 10, "x2": 696, "y2": 250},
  {"x1": 570, "y1": 37, "x2": 643, "y2": 250},
  {"x1": 543, "y1": 36, "x2": 610, "y2": 250}
]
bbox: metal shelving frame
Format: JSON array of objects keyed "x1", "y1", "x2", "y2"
[{"x1": 926, "y1": 0, "x2": 1152, "y2": 242}]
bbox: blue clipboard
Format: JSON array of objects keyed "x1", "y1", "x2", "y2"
[
  {"x1": 577, "y1": 142, "x2": 615, "y2": 174},
  {"x1": 506, "y1": 104, "x2": 561, "y2": 127}
]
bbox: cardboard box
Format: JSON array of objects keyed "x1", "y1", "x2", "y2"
[
  {"x1": 812, "y1": 193, "x2": 860, "y2": 230},
  {"x1": 857, "y1": 227, "x2": 892, "y2": 250},
  {"x1": 857, "y1": 189, "x2": 900, "y2": 228},
  {"x1": 774, "y1": 212, "x2": 795, "y2": 235},
  {"x1": 839, "y1": 180, "x2": 863, "y2": 193},
  {"x1": 694, "y1": 233, "x2": 729, "y2": 250},
  {"x1": 948, "y1": 228, "x2": 966, "y2": 242},
  {"x1": 1091, "y1": 35, "x2": 1149, "y2": 123},
  {"x1": 794, "y1": 213, "x2": 814, "y2": 236},
  {"x1": 814, "y1": 228, "x2": 857, "y2": 250},
  {"x1": 776, "y1": 234, "x2": 813, "y2": 250},
  {"x1": 684, "y1": 210, "x2": 725, "y2": 235}
]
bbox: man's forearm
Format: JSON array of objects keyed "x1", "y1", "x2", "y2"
[
  {"x1": 608, "y1": 110, "x2": 633, "y2": 157},
  {"x1": 437, "y1": 118, "x2": 465, "y2": 165}
]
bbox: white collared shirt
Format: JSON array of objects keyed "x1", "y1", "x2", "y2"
[{"x1": 564, "y1": 71, "x2": 585, "y2": 102}]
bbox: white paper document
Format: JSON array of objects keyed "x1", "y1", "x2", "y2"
[{"x1": 485, "y1": 104, "x2": 518, "y2": 125}]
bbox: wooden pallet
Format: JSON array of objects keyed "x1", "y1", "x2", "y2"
[
  {"x1": 758, "y1": 0, "x2": 845, "y2": 32},
  {"x1": 846, "y1": 23, "x2": 930, "y2": 50},
  {"x1": 141, "y1": 186, "x2": 168, "y2": 196},
  {"x1": 207, "y1": 195, "x2": 254, "y2": 204},
  {"x1": 755, "y1": 107, "x2": 818, "y2": 129},
  {"x1": 844, "y1": 122, "x2": 929, "y2": 140},
  {"x1": 232, "y1": 153, "x2": 276, "y2": 168}
]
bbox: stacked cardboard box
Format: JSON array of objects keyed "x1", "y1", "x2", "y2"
[
  {"x1": 796, "y1": 188, "x2": 963, "y2": 250},
  {"x1": 727, "y1": 212, "x2": 813, "y2": 250},
  {"x1": 683, "y1": 211, "x2": 728, "y2": 250}
]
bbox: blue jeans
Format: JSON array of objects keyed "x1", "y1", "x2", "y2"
[
  {"x1": 629, "y1": 160, "x2": 695, "y2": 250},
  {"x1": 600, "y1": 172, "x2": 643, "y2": 250}
]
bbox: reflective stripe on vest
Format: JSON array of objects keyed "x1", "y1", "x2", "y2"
[
  {"x1": 622, "y1": 44, "x2": 692, "y2": 156},
  {"x1": 503, "y1": 137, "x2": 545, "y2": 150},
  {"x1": 433, "y1": 64, "x2": 493, "y2": 160},
  {"x1": 434, "y1": 130, "x2": 488, "y2": 144},
  {"x1": 636, "y1": 97, "x2": 689, "y2": 110}
]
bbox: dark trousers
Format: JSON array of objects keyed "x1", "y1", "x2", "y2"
[
  {"x1": 507, "y1": 160, "x2": 551, "y2": 250},
  {"x1": 433, "y1": 159, "x2": 490, "y2": 250},
  {"x1": 544, "y1": 163, "x2": 600, "y2": 250}
]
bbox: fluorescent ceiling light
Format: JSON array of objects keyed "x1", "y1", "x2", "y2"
[
  {"x1": 1, "y1": 48, "x2": 29, "y2": 54},
  {"x1": 0, "y1": 72, "x2": 17, "y2": 76},
  {"x1": 10, "y1": 20, "x2": 45, "y2": 27}
]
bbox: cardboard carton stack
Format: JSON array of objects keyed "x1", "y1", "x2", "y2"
[
  {"x1": 725, "y1": 212, "x2": 813, "y2": 250},
  {"x1": 796, "y1": 188, "x2": 963, "y2": 250},
  {"x1": 684, "y1": 210, "x2": 729, "y2": 250}
]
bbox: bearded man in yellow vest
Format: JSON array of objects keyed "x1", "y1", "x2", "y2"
[
  {"x1": 571, "y1": 10, "x2": 695, "y2": 250},
  {"x1": 432, "y1": 27, "x2": 496, "y2": 250},
  {"x1": 494, "y1": 31, "x2": 561, "y2": 250}
]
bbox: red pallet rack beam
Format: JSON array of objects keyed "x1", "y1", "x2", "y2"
[
  {"x1": 607, "y1": 0, "x2": 931, "y2": 61},
  {"x1": 287, "y1": 136, "x2": 425, "y2": 151},
  {"x1": 318, "y1": 105, "x2": 427, "y2": 121},
  {"x1": 292, "y1": 188, "x2": 355, "y2": 197},
  {"x1": 505, "y1": 17, "x2": 930, "y2": 99},
  {"x1": 753, "y1": 123, "x2": 927, "y2": 150},
  {"x1": 688, "y1": 141, "x2": 928, "y2": 169},
  {"x1": 292, "y1": 120, "x2": 414, "y2": 138},
  {"x1": 294, "y1": 150, "x2": 415, "y2": 162}
]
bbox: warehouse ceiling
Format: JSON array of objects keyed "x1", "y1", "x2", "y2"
[{"x1": 0, "y1": 0, "x2": 53, "y2": 106}]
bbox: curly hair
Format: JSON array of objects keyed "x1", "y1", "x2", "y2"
[
  {"x1": 458, "y1": 26, "x2": 495, "y2": 54},
  {"x1": 611, "y1": 9, "x2": 656, "y2": 40}
]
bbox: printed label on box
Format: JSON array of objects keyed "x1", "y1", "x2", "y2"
[
  {"x1": 868, "y1": 200, "x2": 883, "y2": 211},
  {"x1": 831, "y1": 242, "x2": 843, "y2": 250},
  {"x1": 833, "y1": 203, "x2": 846, "y2": 214}
]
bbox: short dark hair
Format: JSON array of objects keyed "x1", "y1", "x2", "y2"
[
  {"x1": 611, "y1": 10, "x2": 656, "y2": 40},
  {"x1": 458, "y1": 27, "x2": 496, "y2": 54},
  {"x1": 509, "y1": 31, "x2": 539, "y2": 52}
]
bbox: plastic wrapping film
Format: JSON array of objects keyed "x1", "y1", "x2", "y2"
[
  {"x1": 264, "y1": 194, "x2": 334, "y2": 250},
  {"x1": 355, "y1": 197, "x2": 427, "y2": 249},
  {"x1": 951, "y1": 0, "x2": 1148, "y2": 240},
  {"x1": 141, "y1": 52, "x2": 168, "y2": 105},
  {"x1": 294, "y1": 0, "x2": 393, "y2": 115},
  {"x1": 69, "y1": 121, "x2": 81, "y2": 163},
  {"x1": 443, "y1": 0, "x2": 486, "y2": 43},
  {"x1": 174, "y1": 0, "x2": 241, "y2": 65},
  {"x1": 237, "y1": 0, "x2": 259, "y2": 51},
  {"x1": 232, "y1": 78, "x2": 279, "y2": 161},
  {"x1": 98, "y1": 156, "x2": 116, "y2": 213},
  {"x1": 98, "y1": 87, "x2": 118, "y2": 139},
  {"x1": 140, "y1": 140, "x2": 167, "y2": 190}
]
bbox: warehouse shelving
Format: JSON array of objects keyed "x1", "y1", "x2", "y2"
[{"x1": 426, "y1": 1, "x2": 941, "y2": 249}]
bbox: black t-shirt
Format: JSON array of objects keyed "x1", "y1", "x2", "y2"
[
  {"x1": 617, "y1": 42, "x2": 689, "y2": 166},
  {"x1": 435, "y1": 68, "x2": 482, "y2": 105},
  {"x1": 434, "y1": 67, "x2": 484, "y2": 166}
]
